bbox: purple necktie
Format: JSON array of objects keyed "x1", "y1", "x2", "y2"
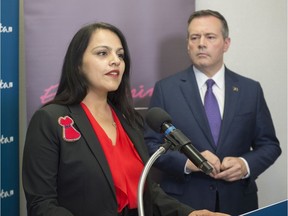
[{"x1": 204, "y1": 79, "x2": 221, "y2": 145}]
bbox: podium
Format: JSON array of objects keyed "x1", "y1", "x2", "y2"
[{"x1": 240, "y1": 200, "x2": 287, "y2": 216}]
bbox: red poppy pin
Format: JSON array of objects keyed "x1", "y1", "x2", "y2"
[{"x1": 58, "y1": 116, "x2": 81, "y2": 142}]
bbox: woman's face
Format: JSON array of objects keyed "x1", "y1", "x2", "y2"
[{"x1": 81, "y1": 29, "x2": 125, "y2": 95}]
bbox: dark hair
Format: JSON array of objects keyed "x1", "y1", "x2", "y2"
[
  {"x1": 46, "y1": 22, "x2": 143, "y2": 128},
  {"x1": 188, "y1": 9, "x2": 229, "y2": 38}
]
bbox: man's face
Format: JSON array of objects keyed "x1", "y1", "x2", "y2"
[{"x1": 187, "y1": 16, "x2": 230, "y2": 76}]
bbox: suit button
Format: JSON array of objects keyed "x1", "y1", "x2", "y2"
[{"x1": 209, "y1": 185, "x2": 216, "y2": 190}]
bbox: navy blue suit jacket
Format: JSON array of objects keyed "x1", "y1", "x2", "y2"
[{"x1": 144, "y1": 66, "x2": 281, "y2": 215}]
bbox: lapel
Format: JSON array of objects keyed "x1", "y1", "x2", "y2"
[
  {"x1": 217, "y1": 68, "x2": 240, "y2": 149},
  {"x1": 178, "y1": 67, "x2": 240, "y2": 150},
  {"x1": 67, "y1": 104, "x2": 116, "y2": 198},
  {"x1": 113, "y1": 108, "x2": 149, "y2": 163},
  {"x1": 179, "y1": 66, "x2": 215, "y2": 147}
]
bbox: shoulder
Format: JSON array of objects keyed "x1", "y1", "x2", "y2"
[
  {"x1": 225, "y1": 68, "x2": 261, "y2": 87},
  {"x1": 30, "y1": 104, "x2": 71, "y2": 124},
  {"x1": 155, "y1": 66, "x2": 193, "y2": 86},
  {"x1": 41, "y1": 103, "x2": 69, "y2": 112}
]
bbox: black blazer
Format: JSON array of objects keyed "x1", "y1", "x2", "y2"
[{"x1": 22, "y1": 104, "x2": 194, "y2": 216}]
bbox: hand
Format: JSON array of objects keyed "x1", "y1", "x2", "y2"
[
  {"x1": 201, "y1": 150, "x2": 221, "y2": 176},
  {"x1": 188, "y1": 209, "x2": 230, "y2": 216},
  {"x1": 186, "y1": 150, "x2": 221, "y2": 176},
  {"x1": 214, "y1": 157, "x2": 248, "y2": 182}
]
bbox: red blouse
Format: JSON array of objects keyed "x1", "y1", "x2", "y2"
[{"x1": 81, "y1": 103, "x2": 144, "y2": 212}]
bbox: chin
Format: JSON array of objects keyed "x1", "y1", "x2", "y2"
[
  {"x1": 108, "y1": 85, "x2": 121, "y2": 92},
  {"x1": 195, "y1": 63, "x2": 208, "y2": 69}
]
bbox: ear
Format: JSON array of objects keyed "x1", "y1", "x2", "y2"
[
  {"x1": 187, "y1": 38, "x2": 190, "y2": 51},
  {"x1": 223, "y1": 37, "x2": 231, "y2": 52}
]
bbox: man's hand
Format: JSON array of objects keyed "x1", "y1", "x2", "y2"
[
  {"x1": 186, "y1": 152, "x2": 248, "y2": 182},
  {"x1": 186, "y1": 150, "x2": 221, "y2": 176},
  {"x1": 214, "y1": 157, "x2": 248, "y2": 181},
  {"x1": 188, "y1": 209, "x2": 230, "y2": 216},
  {"x1": 201, "y1": 150, "x2": 221, "y2": 176}
]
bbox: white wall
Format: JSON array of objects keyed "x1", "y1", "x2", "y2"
[{"x1": 196, "y1": 0, "x2": 287, "y2": 208}]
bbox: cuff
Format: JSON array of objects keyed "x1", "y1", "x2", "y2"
[
  {"x1": 184, "y1": 160, "x2": 192, "y2": 174},
  {"x1": 240, "y1": 157, "x2": 250, "y2": 179}
]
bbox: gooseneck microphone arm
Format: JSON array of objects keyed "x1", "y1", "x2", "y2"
[
  {"x1": 137, "y1": 141, "x2": 173, "y2": 216},
  {"x1": 138, "y1": 107, "x2": 213, "y2": 215}
]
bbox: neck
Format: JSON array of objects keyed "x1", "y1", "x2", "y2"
[
  {"x1": 194, "y1": 64, "x2": 224, "y2": 78},
  {"x1": 82, "y1": 92, "x2": 109, "y2": 112}
]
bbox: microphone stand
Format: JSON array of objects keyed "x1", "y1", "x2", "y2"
[{"x1": 137, "y1": 141, "x2": 173, "y2": 216}]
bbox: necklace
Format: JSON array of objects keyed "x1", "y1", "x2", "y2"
[
  {"x1": 92, "y1": 109, "x2": 116, "y2": 128},
  {"x1": 82, "y1": 102, "x2": 116, "y2": 129}
]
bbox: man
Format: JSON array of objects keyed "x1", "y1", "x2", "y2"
[{"x1": 144, "y1": 10, "x2": 281, "y2": 216}]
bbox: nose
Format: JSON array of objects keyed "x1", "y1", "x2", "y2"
[
  {"x1": 198, "y1": 36, "x2": 206, "y2": 49},
  {"x1": 110, "y1": 53, "x2": 121, "y2": 66}
]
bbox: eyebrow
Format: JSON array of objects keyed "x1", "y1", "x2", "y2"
[
  {"x1": 190, "y1": 32, "x2": 217, "y2": 36},
  {"x1": 91, "y1": 45, "x2": 124, "y2": 52}
]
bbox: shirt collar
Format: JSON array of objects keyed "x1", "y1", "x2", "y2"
[{"x1": 193, "y1": 65, "x2": 225, "y2": 90}]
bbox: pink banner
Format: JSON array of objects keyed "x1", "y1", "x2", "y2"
[{"x1": 24, "y1": 0, "x2": 195, "y2": 120}]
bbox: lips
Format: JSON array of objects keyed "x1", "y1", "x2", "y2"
[
  {"x1": 105, "y1": 70, "x2": 120, "y2": 76},
  {"x1": 197, "y1": 53, "x2": 209, "y2": 57}
]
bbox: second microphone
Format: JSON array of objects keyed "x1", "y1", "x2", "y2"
[{"x1": 145, "y1": 107, "x2": 213, "y2": 175}]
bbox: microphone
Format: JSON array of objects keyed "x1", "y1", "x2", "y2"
[{"x1": 146, "y1": 107, "x2": 213, "y2": 175}]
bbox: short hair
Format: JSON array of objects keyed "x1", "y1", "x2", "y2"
[{"x1": 188, "y1": 9, "x2": 229, "y2": 38}]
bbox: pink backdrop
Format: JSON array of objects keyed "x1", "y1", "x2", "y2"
[{"x1": 24, "y1": 1, "x2": 195, "y2": 120}]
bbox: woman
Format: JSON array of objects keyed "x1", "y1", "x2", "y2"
[{"x1": 22, "y1": 22, "x2": 229, "y2": 216}]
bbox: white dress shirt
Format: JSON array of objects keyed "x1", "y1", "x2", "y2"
[
  {"x1": 184, "y1": 65, "x2": 250, "y2": 179},
  {"x1": 194, "y1": 65, "x2": 225, "y2": 118}
]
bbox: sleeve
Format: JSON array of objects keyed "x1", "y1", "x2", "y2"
[
  {"x1": 22, "y1": 109, "x2": 74, "y2": 216},
  {"x1": 144, "y1": 81, "x2": 189, "y2": 178},
  {"x1": 241, "y1": 82, "x2": 281, "y2": 180},
  {"x1": 146, "y1": 179, "x2": 194, "y2": 216}
]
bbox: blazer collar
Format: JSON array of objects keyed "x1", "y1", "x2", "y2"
[
  {"x1": 218, "y1": 69, "x2": 240, "y2": 148},
  {"x1": 67, "y1": 104, "x2": 116, "y2": 200},
  {"x1": 112, "y1": 108, "x2": 149, "y2": 163},
  {"x1": 67, "y1": 104, "x2": 148, "y2": 198},
  {"x1": 179, "y1": 66, "x2": 215, "y2": 147}
]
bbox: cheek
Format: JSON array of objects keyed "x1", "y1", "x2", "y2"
[
  {"x1": 187, "y1": 42, "x2": 198, "y2": 52},
  {"x1": 187, "y1": 48, "x2": 197, "y2": 60},
  {"x1": 81, "y1": 60, "x2": 92, "y2": 74},
  {"x1": 120, "y1": 63, "x2": 125, "y2": 74},
  {"x1": 210, "y1": 44, "x2": 224, "y2": 55},
  {"x1": 81, "y1": 63, "x2": 101, "y2": 81},
  {"x1": 187, "y1": 42, "x2": 194, "y2": 51},
  {"x1": 84, "y1": 62, "x2": 103, "y2": 77},
  {"x1": 121, "y1": 63, "x2": 125, "y2": 71},
  {"x1": 223, "y1": 45, "x2": 229, "y2": 52}
]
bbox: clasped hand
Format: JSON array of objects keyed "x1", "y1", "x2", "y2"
[
  {"x1": 188, "y1": 209, "x2": 230, "y2": 216},
  {"x1": 186, "y1": 150, "x2": 248, "y2": 182}
]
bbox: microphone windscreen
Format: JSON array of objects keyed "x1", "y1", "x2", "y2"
[{"x1": 145, "y1": 107, "x2": 172, "y2": 133}]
